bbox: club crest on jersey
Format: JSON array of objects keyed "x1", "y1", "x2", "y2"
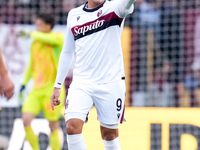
[
  {"x1": 77, "y1": 16, "x2": 80, "y2": 21},
  {"x1": 97, "y1": 10, "x2": 102, "y2": 17}
]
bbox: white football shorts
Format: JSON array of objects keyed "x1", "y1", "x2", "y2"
[{"x1": 64, "y1": 79, "x2": 126, "y2": 127}]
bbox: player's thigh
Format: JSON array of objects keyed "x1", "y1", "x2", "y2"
[
  {"x1": 65, "y1": 82, "x2": 93, "y2": 123},
  {"x1": 94, "y1": 80, "x2": 126, "y2": 126},
  {"x1": 43, "y1": 85, "x2": 65, "y2": 121},
  {"x1": 22, "y1": 89, "x2": 41, "y2": 116}
]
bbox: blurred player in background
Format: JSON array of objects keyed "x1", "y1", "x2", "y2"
[
  {"x1": 51, "y1": 0, "x2": 136, "y2": 149},
  {"x1": 178, "y1": 62, "x2": 200, "y2": 107},
  {"x1": 0, "y1": 48, "x2": 14, "y2": 100},
  {"x1": 18, "y1": 13, "x2": 65, "y2": 150}
]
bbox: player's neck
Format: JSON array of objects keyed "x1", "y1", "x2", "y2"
[{"x1": 87, "y1": 0, "x2": 105, "y2": 9}]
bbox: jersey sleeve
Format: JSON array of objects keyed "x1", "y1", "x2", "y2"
[
  {"x1": 30, "y1": 31, "x2": 64, "y2": 48},
  {"x1": 54, "y1": 12, "x2": 76, "y2": 88},
  {"x1": 113, "y1": 0, "x2": 136, "y2": 18}
]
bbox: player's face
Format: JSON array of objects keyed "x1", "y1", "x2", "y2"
[
  {"x1": 35, "y1": 18, "x2": 51, "y2": 33},
  {"x1": 91, "y1": 0, "x2": 104, "y2": 3},
  {"x1": 88, "y1": 0, "x2": 104, "y2": 8}
]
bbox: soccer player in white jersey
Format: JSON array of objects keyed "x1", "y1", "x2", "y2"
[{"x1": 51, "y1": 0, "x2": 136, "y2": 149}]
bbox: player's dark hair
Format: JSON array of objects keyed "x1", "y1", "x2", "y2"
[{"x1": 37, "y1": 13, "x2": 55, "y2": 29}]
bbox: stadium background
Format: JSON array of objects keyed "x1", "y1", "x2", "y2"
[{"x1": 0, "y1": 0, "x2": 200, "y2": 149}]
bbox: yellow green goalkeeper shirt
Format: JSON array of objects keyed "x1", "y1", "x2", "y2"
[{"x1": 22, "y1": 31, "x2": 64, "y2": 89}]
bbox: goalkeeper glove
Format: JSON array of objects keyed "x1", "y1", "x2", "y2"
[{"x1": 18, "y1": 85, "x2": 26, "y2": 105}]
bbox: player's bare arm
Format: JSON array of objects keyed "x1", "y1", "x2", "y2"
[
  {"x1": 50, "y1": 87, "x2": 61, "y2": 110},
  {"x1": 0, "y1": 48, "x2": 14, "y2": 100}
]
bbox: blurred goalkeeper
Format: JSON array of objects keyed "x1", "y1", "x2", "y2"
[{"x1": 18, "y1": 13, "x2": 65, "y2": 150}]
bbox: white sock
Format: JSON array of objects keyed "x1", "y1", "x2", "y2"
[
  {"x1": 103, "y1": 137, "x2": 121, "y2": 150},
  {"x1": 67, "y1": 133, "x2": 87, "y2": 150}
]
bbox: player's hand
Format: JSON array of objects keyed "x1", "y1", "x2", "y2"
[
  {"x1": 17, "y1": 29, "x2": 30, "y2": 39},
  {"x1": 19, "y1": 85, "x2": 26, "y2": 93},
  {"x1": 50, "y1": 87, "x2": 61, "y2": 111},
  {"x1": 0, "y1": 73, "x2": 14, "y2": 100}
]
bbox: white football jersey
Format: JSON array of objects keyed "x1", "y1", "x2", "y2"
[{"x1": 55, "y1": 0, "x2": 134, "y2": 87}]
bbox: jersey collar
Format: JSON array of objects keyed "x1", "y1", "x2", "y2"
[{"x1": 83, "y1": 0, "x2": 106, "y2": 12}]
